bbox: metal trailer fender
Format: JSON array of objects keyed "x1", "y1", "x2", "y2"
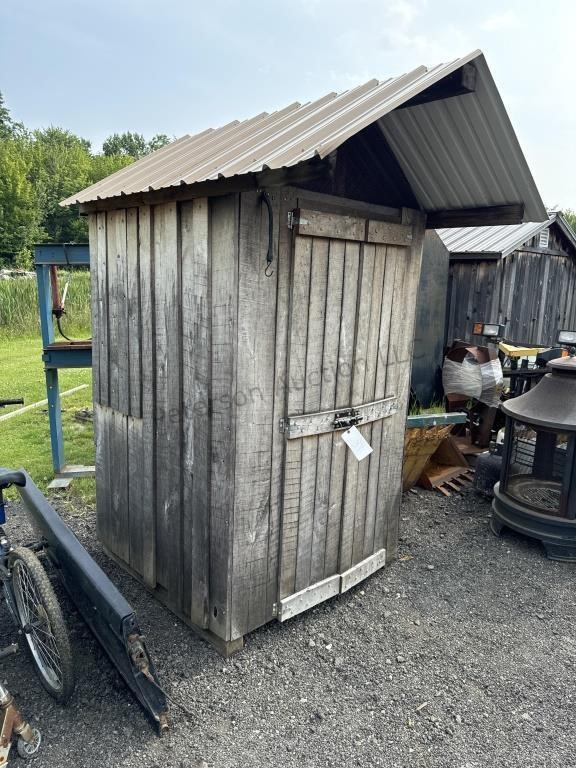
[{"x1": 15, "y1": 471, "x2": 169, "y2": 733}]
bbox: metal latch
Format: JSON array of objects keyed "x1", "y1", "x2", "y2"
[{"x1": 333, "y1": 408, "x2": 362, "y2": 430}]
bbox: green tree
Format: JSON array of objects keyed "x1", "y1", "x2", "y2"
[
  {"x1": 27, "y1": 127, "x2": 93, "y2": 242},
  {"x1": 102, "y1": 131, "x2": 148, "y2": 158},
  {"x1": 102, "y1": 131, "x2": 171, "y2": 158},
  {"x1": 0, "y1": 137, "x2": 44, "y2": 260},
  {"x1": 563, "y1": 209, "x2": 576, "y2": 234},
  {"x1": 147, "y1": 133, "x2": 171, "y2": 153},
  {"x1": 0, "y1": 92, "x2": 24, "y2": 140},
  {"x1": 89, "y1": 153, "x2": 134, "y2": 184}
]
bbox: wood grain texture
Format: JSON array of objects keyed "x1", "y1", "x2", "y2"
[
  {"x1": 126, "y1": 208, "x2": 142, "y2": 418},
  {"x1": 231, "y1": 190, "x2": 280, "y2": 637},
  {"x1": 353, "y1": 245, "x2": 385, "y2": 564},
  {"x1": 153, "y1": 203, "x2": 182, "y2": 603},
  {"x1": 323, "y1": 240, "x2": 360, "y2": 577},
  {"x1": 295, "y1": 209, "x2": 366, "y2": 242},
  {"x1": 371, "y1": 245, "x2": 399, "y2": 554},
  {"x1": 311, "y1": 238, "x2": 344, "y2": 583},
  {"x1": 106, "y1": 210, "x2": 129, "y2": 413},
  {"x1": 209, "y1": 194, "x2": 239, "y2": 640},
  {"x1": 294, "y1": 236, "x2": 329, "y2": 592},
  {"x1": 181, "y1": 198, "x2": 210, "y2": 627},
  {"x1": 88, "y1": 214, "x2": 100, "y2": 405},
  {"x1": 367, "y1": 220, "x2": 414, "y2": 246},
  {"x1": 109, "y1": 407, "x2": 130, "y2": 562},
  {"x1": 383, "y1": 213, "x2": 426, "y2": 558},
  {"x1": 279, "y1": 234, "x2": 312, "y2": 599},
  {"x1": 338, "y1": 242, "x2": 374, "y2": 573},
  {"x1": 137, "y1": 205, "x2": 157, "y2": 587},
  {"x1": 266, "y1": 189, "x2": 298, "y2": 614},
  {"x1": 95, "y1": 212, "x2": 109, "y2": 405}
]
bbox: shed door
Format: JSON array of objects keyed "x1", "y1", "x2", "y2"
[{"x1": 278, "y1": 207, "x2": 421, "y2": 620}]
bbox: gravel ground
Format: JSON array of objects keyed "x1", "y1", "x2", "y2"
[{"x1": 1, "y1": 487, "x2": 575, "y2": 768}]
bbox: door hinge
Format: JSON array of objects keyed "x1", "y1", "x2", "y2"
[
  {"x1": 287, "y1": 210, "x2": 308, "y2": 230},
  {"x1": 271, "y1": 602, "x2": 278, "y2": 617}
]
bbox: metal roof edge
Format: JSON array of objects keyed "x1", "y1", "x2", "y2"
[
  {"x1": 471, "y1": 54, "x2": 547, "y2": 223},
  {"x1": 500, "y1": 219, "x2": 550, "y2": 257},
  {"x1": 554, "y1": 211, "x2": 576, "y2": 253}
]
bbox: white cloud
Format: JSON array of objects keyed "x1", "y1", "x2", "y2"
[{"x1": 480, "y1": 10, "x2": 517, "y2": 31}]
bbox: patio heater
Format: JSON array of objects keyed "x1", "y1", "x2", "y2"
[{"x1": 492, "y1": 357, "x2": 576, "y2": 560}]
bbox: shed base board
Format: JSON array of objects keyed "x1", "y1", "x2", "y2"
[{"x1": 102, "y1": 545, "x2": 244, "y2": 658}]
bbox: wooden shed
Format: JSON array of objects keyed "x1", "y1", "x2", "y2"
[
  {"x1": 62, "y1": 49, "x2": 545, "y2": 653},
  {"x1": 411, "y1": 231, "x2": 450, "y2": 406},
  {"x1": 442, "y1": 212, "x2": 576, "y2": 347}
]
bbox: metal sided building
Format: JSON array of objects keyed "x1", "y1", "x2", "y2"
[
  {"x1": 62, "y1": 49, "x2": 545, "y2": 653},
  {"x1": 441, "y1": 212, "x2": 576, "y2": 348}
]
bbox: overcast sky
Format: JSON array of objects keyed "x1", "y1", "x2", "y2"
[{"x1": 1, "y1": 0, "x2": 574, "y2": 210}]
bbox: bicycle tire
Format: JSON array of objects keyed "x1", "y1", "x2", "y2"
[{"x1": 10, "y1": 547, "x2": 75, "y2": 704}]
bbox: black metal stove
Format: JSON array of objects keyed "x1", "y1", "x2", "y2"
[{"x1": 492, "y1": 357, "x2": 576, "y2": 560}]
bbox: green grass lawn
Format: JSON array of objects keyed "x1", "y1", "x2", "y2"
[{"x1": 0, "y1": 333, "x2": 95, "y2": 502}]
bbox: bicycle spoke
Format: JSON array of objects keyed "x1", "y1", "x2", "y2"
[{"x1": 12, "y1": 558, "x2": 64, "y2": 691}]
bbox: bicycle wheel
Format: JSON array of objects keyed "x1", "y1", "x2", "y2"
[{"x1": 10, "y1": 547, "x2": 74, "y2": 703}]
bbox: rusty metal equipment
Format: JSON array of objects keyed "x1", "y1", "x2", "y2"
[{"x1": 0, "y1": 680, "x2": 41, "y2": 764}]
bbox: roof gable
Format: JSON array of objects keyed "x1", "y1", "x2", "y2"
[{"x1": 61, "y1": 50, "x2": 546, "y2": 224}]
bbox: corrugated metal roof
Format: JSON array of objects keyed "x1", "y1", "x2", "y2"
[
  {"x1": 438, "y1": 212, "x2": 576, "y2": 258},
  {"x1": 437, "y1": 220, "x2": 550, "y2": 257},
  {"x1": 61, "y1": 49, "x2": 546, "y2": 222}
]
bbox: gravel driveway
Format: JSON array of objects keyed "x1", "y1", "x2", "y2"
[{"x1": 1, "y1": 487, "x2": 574, "y2": 768}]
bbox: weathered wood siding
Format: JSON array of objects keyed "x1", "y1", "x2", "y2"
[
  {"x1": 91, "y1": 199, "x2": 215, "y2": 630},
  {"x1": 91, "y1": 190, "x2": 425, "y2": 643},
  {"x1": 412, "y1": 231, "x2": 450, "y2": 406},
  {"x1": 447, "y1": 248, "x2": 576, "y2": 348}
]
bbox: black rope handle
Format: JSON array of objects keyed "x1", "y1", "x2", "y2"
[{"x1": 260, "y1": 190, "x2": 274, "y2": 277}]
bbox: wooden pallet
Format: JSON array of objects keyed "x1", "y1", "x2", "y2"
[{"x1": 418, "y1": 463, "x2": 475, "y2": 496}]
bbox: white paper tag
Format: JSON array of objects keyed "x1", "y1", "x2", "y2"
[{"x1": 341, "y1": 426, "x2": 373, "y2": 461}]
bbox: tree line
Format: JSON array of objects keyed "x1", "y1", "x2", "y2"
[
  {"x1": 1, "y1": 90, "x2": 575, "y2": 268},
  {"x1": 0, "y1": 92, "x2": 170, "y2": 267}
]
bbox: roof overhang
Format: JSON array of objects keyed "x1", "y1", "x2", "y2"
[
  {"x1": 62, "y1": 50, "x2": 546, "y2": 226},
  {"x1": 439, "y1": 212, "x2": 576, "y2": 260}
]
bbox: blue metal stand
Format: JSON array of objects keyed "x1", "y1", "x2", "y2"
[{"x1": 35, "y1": 244, "x2": 93, "y2": 479}]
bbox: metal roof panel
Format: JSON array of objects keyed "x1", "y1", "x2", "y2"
[{"x1": 61, "y1": 49, "x2": 546, "y2": 223}]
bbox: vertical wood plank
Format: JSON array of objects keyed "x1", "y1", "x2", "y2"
[
  {"x1": 94, "y1": 403, "x2": 109, "y2": 545},
  {"x1": 108, "y1": 407, "x2": 130, "y2": 562},
  {"x1": 339, "y1": 242, "x2": 374, "y2": 573},
  {"x1": 353, "y1": 245, "x2": 385, "y2": 563},
  {"x1": 323, "y1": 241, "x2": 360, "y2": 577},
  {"x1": 267, "y1": 189, "x2": 298, "y2": 612},
  {"x1": 310, "y1": 238, "x2": 345, "y2": 584},
  {"x1": 209, "y1": 194, "x2": 239, "y2": 640},
  {"x1": 88, "y1": 214, "x2": 100, "y2": 405},
  {"x1": 181, "y1": 198, "x2": 211, "y2": 627},
  {"x1": 383, "y1": 214, "x2": 426, "y2": 558},
  {"x1": 365, "y1": 244, "x2": 396, "y2": 557},
  {"x1": 294, "y1": 236, "x2": 329, "y2": 592},
  {"x1": 106, "y1": 210, "x2": 129, "y2": 413},
  {"x1": 230, "y1": 190, "x2": 280, "y2": 637},
  {"x1": 126, "y1": 208, "x2": 142, "y2": 418},
  {"x1": 153, "y1": 202, "x2": 182, "y2": 606},
  {"x1": 138, "y1": 205, "x2": 157, "y2": 587},
  {"x1": 279, "y1": 235, "x2": 312, "y2": 599},
  {"x1": 96, "y1": 212, "x2": 109, "y2": 405}
]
